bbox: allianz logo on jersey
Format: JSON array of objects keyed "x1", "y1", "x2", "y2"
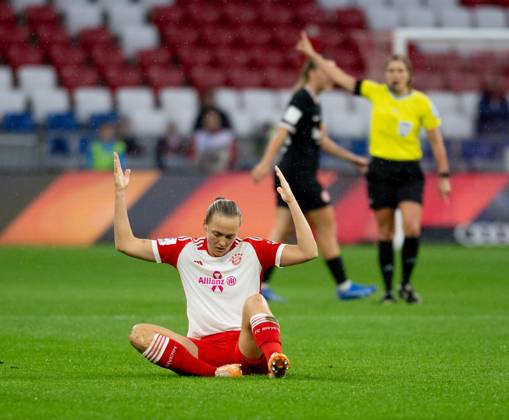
[{"x1": 198, "y1": 271, "x2": 237, "y2": 293}]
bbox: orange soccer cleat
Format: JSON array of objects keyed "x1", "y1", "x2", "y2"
[
  {"x1": 268, "y1": 353, "x2": 290, "y2": 378},
  {"x1": 215, "y1": 363, "x2": 243, "y2": 377}
]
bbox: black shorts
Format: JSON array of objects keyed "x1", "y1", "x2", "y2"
[
  {"x1": 366, "y1": 157, "x2": 424, "y2": 210},
  {"x1": 274, "y1": 171, "x2": 330, "y2": 212}
]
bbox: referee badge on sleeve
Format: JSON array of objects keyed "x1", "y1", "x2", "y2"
[{"x1": 398, "y1": 121, "x2": 413, "y2": 137}]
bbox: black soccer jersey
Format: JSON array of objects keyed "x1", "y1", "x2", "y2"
[{"x1": 279, "y1": 88, "x2": 322, "y2": 175}]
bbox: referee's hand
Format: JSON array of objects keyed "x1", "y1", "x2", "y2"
[{"x1": 438, "y1": 177, "x2": 451, "y2": 203}]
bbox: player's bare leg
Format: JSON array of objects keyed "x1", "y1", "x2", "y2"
[
  {"x1": 374, "y1": 208, "x2": 397, "y2": 303},
  {"x1": 129, "y1": 324, "x2": 241, "y2": 377},
  {"x1": 238, "y1": 293, "x2": 289, "y2": 378},
  {"x1": 306, "y1": 206, "x2": 376, "y2": 299}
]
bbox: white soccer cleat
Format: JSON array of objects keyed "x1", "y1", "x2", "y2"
[
  {"x1": 268, "y1": 352, "x2": 290, "y2": 378},
  {"x1": 215, "y1": 363, "x2": 243, "y2": 377}
]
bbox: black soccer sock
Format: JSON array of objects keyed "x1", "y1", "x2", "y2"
[
  {"x1": 262, "y1": 266, "x2": 275, "y2": 285},
  {"x1": 402, "y1": 236, "x2": 420, "y2": 287},
  {"x1": 378, "y1": 240, "x2": 394, "y2": 293},
  {"x1": 325, "y1": 256, "x2": 348, "y2": 286}
]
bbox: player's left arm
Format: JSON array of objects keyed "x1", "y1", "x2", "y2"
[
  {"x1": 426, "y1": 127, "x2": 451, "y2": 202},
  {"x1": 320, "y1": 125, "x2": 368, "y2": 172},
  {"x1": 275, "y1": 166, "x2": 318, "y2": 266}
]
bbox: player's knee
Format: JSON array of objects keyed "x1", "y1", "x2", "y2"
[
  {"x1": 244, "y1": 293, "x2": 267, "y2": 310},
  {"x1": 404, "y1": 224, "x2": 421, "y2": 237},
  {"x1": 129, "y1": 324, "x2": 150, "y2": 350},
  {"x1": 378, "y1": 228, "x2": 394, "y2": 241}
]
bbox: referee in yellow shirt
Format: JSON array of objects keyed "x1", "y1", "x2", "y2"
[{"x1": 297, "y1": 32, "x2": 451, "y2": 304}]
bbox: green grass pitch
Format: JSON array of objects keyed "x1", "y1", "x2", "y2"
[{"x1": 1, "y1": 245, "x2": 508, "y2": 419}]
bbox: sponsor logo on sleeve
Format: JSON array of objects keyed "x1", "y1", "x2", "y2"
[{"x1": 158, "y1": 238, "x2": 177, "y2": 245}]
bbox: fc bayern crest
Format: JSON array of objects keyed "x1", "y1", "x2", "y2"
[{"x1": 231, "y1": 253, "x2": 242, "y2": 265}]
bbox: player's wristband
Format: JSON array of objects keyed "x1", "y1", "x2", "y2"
[{"x1": 438, "y1": 172, "x2": 450, "y2": 178}]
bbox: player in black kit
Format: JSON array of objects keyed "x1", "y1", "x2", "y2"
[{"x1": 252, "y1": 60, "x2": 376, "y2": 301}]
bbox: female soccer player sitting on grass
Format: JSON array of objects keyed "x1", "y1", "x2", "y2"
[{"x1": 113, "y1": 152, "x2": 317, "y2": 377}]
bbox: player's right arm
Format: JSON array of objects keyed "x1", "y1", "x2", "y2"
[
  {"x1": 113, "y1": 152, "x2": 155, "y2": 261},
  {"x1": 296, "y1": 31, "x2": 356, "y2": 93},
  {"x1": 251, "y1": 125, "x2": 289, "y2": 182}
]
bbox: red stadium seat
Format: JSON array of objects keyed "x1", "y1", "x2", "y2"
[
  {"x1": 252, "y1": 47, "x2": 286, "y2": 68},
  {"x1": 0, "y1": 26, "x2": 29, "y2": 55},
  {"x1": 152, "y1": 5, "x2": 186, "y2": 30},
  {"x1": 425, "y1": 52, "x2": 463, "y2": 72},
  {"x1": 137, "y1": 48, "x2": 172, "y2": 71},
  {"x1": 185, "y1": 3, "x2": 222, "y2": 24},
  {"x1": 59, "y1": 65, "x2": 100, "y2": 90},
  {"x1": 7, "y1": 45, "x2": 44, "y2": 70},
  {"x1": 447, "y1": 71, "x2": 483, "y2": 91},
  {"x1": 258, "y1": 5, "x2": 294, "y2": 25},
  {"x1": 229, "y1": 67, "x2": 265, "y2": 88},
  {"x1": 413, "y1": 71, "x2": 446, "y2": 91},
  {"x1": 336, "y1": 8, "x2": 366, "y2": 31},
  {"x1": 236, "y1": 26, "x2": 272, "y2": 47},
  {"x1": 176, "y1": 47, "x2": 213, "y2": 70},
  {"x1": 35, "y1": 25, "x2": 71, "y2": 52},
  {"x1": 79, "y1": 27, "x2": 115, "y2": 53},
  {"x1": 25, "y1": 5, "x2": 60, "y2": 29},
  {"x1": 90, "y1": 45, "x2": 126, "y2": 72},
  {"x1": 0, "y1": 3, "x2": 16, "y2": 27},
  {"x1": 103, "y1": 65, "x2": 143, "y2": 90},
  {"x1": 294, "y1": 4, "x2": 331, "y2": 26},
  {"x1": 271, "y1": 26, "x2": 302, "y2": 48},
  {"x1": 201, "y1": 26, "x2": 236, "y2": 47},
  {"x1": 146, "y1": 65, "x2": 186, "y2": 91},
  {"x1": 189, "y1": 65, "x2": 227, "y2": 90},
  {"x1": 161, "y1": 26, "x2": 200, "y2": 49},
  {"x1": 264, "y1": 67, "x2": 298, "y2": 89},
  {"x1": 223, "y1": 4, "x2": 258, "y2": 25},
  {"x1": 48, "y1": 45, "x2": 87, "y2": 70},
  {"x1": 215, "y1": 47, "x2": 252, "y2": 68}
]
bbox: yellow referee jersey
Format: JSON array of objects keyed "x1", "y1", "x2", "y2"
[{"x1": 357, "y1": 80, "x2": 441, "y2": 161}]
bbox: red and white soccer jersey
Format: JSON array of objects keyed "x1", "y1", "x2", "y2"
[{"x1": 151, "y1": 236, "x2": 285, "y2": 339}]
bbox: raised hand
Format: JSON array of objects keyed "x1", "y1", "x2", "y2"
[
  {"x1": 296, "y1": 31, "x2": 316, "y2": 57},
  {"x1": 275, "y1": 166, "x2": 296, "y2": 204},
  {"x1": 113, "y1": 152, "x2": 130, "y2": 192}
]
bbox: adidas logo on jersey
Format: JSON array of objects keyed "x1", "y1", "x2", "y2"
[{"x1": 193, "y1": 260, "x2": 203, "y2": 266}]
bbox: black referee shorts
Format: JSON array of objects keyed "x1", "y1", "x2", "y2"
[
  {"x1": 274, "y1": 171, "x2": 330, "y2": 212},
  {"x1": 366, "y1": 157, "x2": 424, "y2": 210}
]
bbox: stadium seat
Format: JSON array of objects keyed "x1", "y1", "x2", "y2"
[
  {"x1": 7, "y1": 46, "x2": 44, "y2": 70},
  {"x1": 0, "y1": 90, "x2": 27, "y2": 119},
  {"x1": 25, "y1": 4, "x2": 59, "y2": 29},
  {"x1": 0, "y1": 66, "x2": 13, "y2": 89},
  {"x1": 264, "y1": 68, "x2": 298, "y2": 89},
  {"x1": 74, "y1": 87, "x2": 113, "y2": 123},
  {"x1": 326, "y1": 109, "x2": 366, "y2": 138},
  {"x1": 278, "y1": 90, "x2": 293, "y2": 111},
  {"x1": 2, "y1": 112, "x2": 36, "y2": 132},
  {"x1": 145, "y1": 65, "x2": 186, "y2": 90},
  {"x1": 107, "y1": 4, "x2": 146, "y2": 34},
  {"x1": 186, "y1": 3, "x2": 222, "y2": 24},
  {"x1": 189, "y1": 66, "x2": 227, "y2": 91},
  {"x1": 176, "y1": 47, "x2": 214, "y2": 70},
  {"x1": 447, "y1": 71, "x2": 483, "y2": 91},
  {"x1": 229, "y1": 109, "x2": 254, "y2": 137},
  {"x1": 96, "y1": 0, "x2": 133, "y2": 8},
  {"x1": 459, "y1": 92, "x2": 480, "y2": 117},
  {"x1": 441, "y1": 112, "x2": 475, "y2": 139},
  {"x1": 161, "y1": 26, "x2": 200, "y2": 48},
  {"x1": 47, "y1": 112, "x2": 80, "y2": 131},
  {"x1": 0, "y1": 26, "x2": 30, "y2": 55},
  {"x1": 229, "y1": 68, "x2": 265, "y2": 88},
  {"x1": 88, "y1": 111, "x2": 119, "y2": 128},
  {"x1": 130, "y1": 109, "x2": 168, "y2": 136},
  {"x1": 159, "y1": 87, "x2": 198, "y2": 134},
  {"x1": 401, "y1": 8, "x2": 437, "y2": 27},
  {"x1": 354, "y1": 0, "x2": 387, "y2": 8},
  {"x1": 252, "y1": 47, "x2": 286, "y2": 69},
  {"x1": 223, "y1": 3, "x2": 258, "y2": 25},
  {"x1": 10, "y1": 0, "x2": 46, "y2": 12},
  {"x1": 35, "y1": 25, "x2": 72, "y2": 52},
  {"x1": 472, "y1": 6, "x2": 507, "y2": 27},
  {"x1": 242, "y1": 89, "x2": 281, "y2": 125},
  {"x1": 0, "y1": 3, "x2": 16, "y2": 27},
  {"x1": 215, "y1": 48, "x2": 252, "y2": 68},
  {"x1": 90, "y1": 45, "x2": 127, "y2": 72},
  {"x1": 437, "y1": 7, "x2": 472, "y2": 27},
  {"x1": 152, "y1": 5, "x2": 186, "y2": 30},
  {"x1": 31, "y1": 89, "x2": 70, "y2": 123},
  {"x1": 201, "y1": 26, "x2": 236, "y2": 48},
  {"x1": 413, "y1": 71, "x2": 446, "y2": 91},
  {"x1": 59, "y1": 65, "x2": 100, "y2": 91},
  {"x1": 63, "y1": 4, "x2": 103, "y2": 35},
  {"x1": 294, "y1": 4, "x2": 330, "y2": 25},
  {"x1": 336, "y1": 7, "x2": 367, "y2": 31},
  {"x1": 351, "y1": 96, "x2": 372, "y2": 125},
  {"x1": 236, "y1": 26, "x2": 272, "y2": 47},
  {"x1": 321, "y1": 90, "x2": 350, "y2": 116},
  {"x1": 119, "y1": 26, "x2": 159, "y2": 59},
  {"x1": 48, "y1": 45, "x2": 87, "y2": 70},
  {"x1": 428, "y1": 0, "x2": 460, "y2": 11},
  {"x1": 318, "y1": 0, "x2": 355, "y2": 9},
  {"x1": 103, "y1": 65, "x2": 143, "y2": 90},
  {"x1": 116, "y1": 87, "x2": 156, "y2": 119},
  {"x1": 365, "y1": 7, "x2": 401, "y2": 30},
  {"x1": 258, "y1": 5, "x2": 294, "y2": 25},
  {"x1": 427, "y1": 92, "x2": 461, "y2": 116},
  {"x1": 18, "y1": 65, "x2": 57, "y2": 94},
  {"x1": 137, "y1": 48, "x2": 172, "y2": 70},
  {"x1": 140, "y1": 0, "x2": 174, "y2": 9},
  {"x1": 215, "y1": 88, "x2": 241, "y2": 117}
]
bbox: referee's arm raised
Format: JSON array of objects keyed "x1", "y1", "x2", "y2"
[{"x1": 296, "y1": 31, "x2": 356, "y2": 93}]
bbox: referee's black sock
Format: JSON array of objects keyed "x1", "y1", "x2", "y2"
[
  {"x1": 378, "y1": 240, "x2": 394, "y2": 293},
  {"x1": 261, "y1": 266, "x2": 274, "y2": 286},
  {"x1": 325, "y1": 256, "x2": 348, "y2": 285},
  {"x1": 402, "y1": 236, "x2": 420, "y2": 288}
]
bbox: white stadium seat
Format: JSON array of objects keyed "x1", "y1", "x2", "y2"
[
  {"x1": 459, "y1": 92, "x2": 480, "y2": 118},
  {"x1": 355, "y1": 0, "x2": 387, "y2": 8},
  {"x1": 472, "y1": 7, "x2": 507, "y2": 28},
  {"x1": 366, "y1": 7, "x2": 401, "y2": 30},
  {"x1": 96, "y1": 0, "x2": 132, "y2": 8},
  {"x1": 160, "y1": 88, "x2": 199, "y2": 135},
  {"x1": 391, "y1": 0, "x2": 423, "y2": 8},
  {"x1": 351, "y1": 96, "x2": 372, "y2": 125},
  {"x1": 242, "y1": 89, "x2": 280, "y2": 126},
  {"x1": 138, "y1": 0, "x2": 176, "y2": 9},
  {"x1": 18, "y1": 66, "x2": 57, "y2": 94},
  {"x1": 116, "y1": 87, "x2": 156, "y2": 118},
  {"x1": 440, "y1": 112, "x2": 474, "y2": 139},
  {"x1": 0, "y1": 67, "x2": 13, "y2": 90},
  {"x1": 11, "y1": 0, "x2": 45, "y2": 11},
  {"x1": 54, "y1": 0, "x2": 89, "y2": 13},
  {"x1": 130, "y1": 109, "x2": 168, "y2": 137},
  {"x1": 229, "y1": 110, "x2": 254, "y2": 137},
  {"x1": 428, "y1": 0, "x2": 458, "y2": 11},
  {"x1": 31, "y1": 89, "x2": 70, "y2": 123},
  {"x1": 278, "y1": 90, "x2": 293, "y2": 112},
  {"x1": 0, "y1": 90, "x2": 27, "y2": 118},
  {"x1": 74, "y1": 88, "x2": 113, "y2": 123},
  {"x1": 427, "y1": 92, "x2": 461, "y2": 116},
  {"x1": 64, "y1": 4, "x2": 103, "y2": 35},
  {"x1": 107, "y1": 4, "x2": 146, "y2": 34},
  {"x1": 438, "y1": 7, "x2": 472, "y2": 28},
  {"x1": 327, "y1": 110, "x2": 367, "y2": 138},
  {"x1": 317, "y1": 0, "x2": 355, "y2": 10},
  {"x1": 215, "y1": 88, "x2": 241, "y2": 116},
  {"x1": 402, "y1": 8, "x2": 436, "y2": 27},
  {"x1": 119, "y1": 25, "x2": 159, "y2": 58}
]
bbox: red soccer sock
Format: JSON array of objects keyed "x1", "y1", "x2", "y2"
[
  {"x1": 250, "y1": 313, "x2": 282, "y2": 360},
  {"x1": 143, "y1": 333, "x2": 216, "y2": 377}
]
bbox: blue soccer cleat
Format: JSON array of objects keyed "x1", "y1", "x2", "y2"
[
  {"x1": 261, "y1": 286, "x2": 287, "y2": 302},
  {"x1": 337, "y1": 280, "x2": 377, "y2": 300}
]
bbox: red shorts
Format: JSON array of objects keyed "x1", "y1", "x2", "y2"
[{"x1": 189, "y1": 330, "x2": 268, "y2": 374}]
